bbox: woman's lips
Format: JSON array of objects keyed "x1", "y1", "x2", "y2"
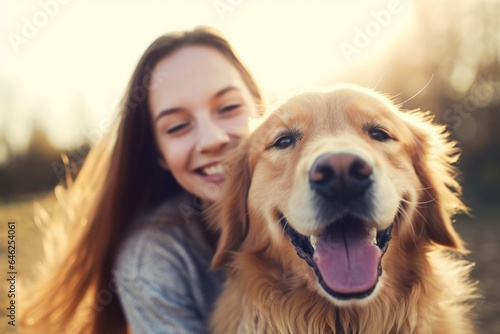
[{"x1": 198, "y1": 173, "x2": 225, "y2": 183}]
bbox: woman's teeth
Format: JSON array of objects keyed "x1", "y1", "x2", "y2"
[{"x1": 202, "y1": 164, "x2": 225, "y2": 176}]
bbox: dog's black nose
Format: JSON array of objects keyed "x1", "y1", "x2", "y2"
[{"x1": 309, "y1": 152, "x2": 373, "y2": 201}]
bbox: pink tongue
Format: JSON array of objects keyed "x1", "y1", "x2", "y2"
[{"x1": 313, "y1": 218, "x2": 381, "y2": 294}]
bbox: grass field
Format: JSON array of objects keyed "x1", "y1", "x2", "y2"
[
  {"x1": 1, "y1": 193, "x2": 53, "y2": 333},
  {"x1": 1, "y1": 194, "x2": 498, "y2": 333}
]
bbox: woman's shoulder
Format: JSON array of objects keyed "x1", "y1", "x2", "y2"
[{"x1": 113, "y1": 192, "x2": 213, "y2": 283}]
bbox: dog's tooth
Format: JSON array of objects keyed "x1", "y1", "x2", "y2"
[
  {"x1": 310, "y1": 235, "x2": 317, "y2": 249},
  {"x1": 370, "y1": 227, "x2": 377, "y2": 244}
]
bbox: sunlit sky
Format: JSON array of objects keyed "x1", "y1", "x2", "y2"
[{"x1": 0, "y1": 0, "x2": 414, "y2": 156}]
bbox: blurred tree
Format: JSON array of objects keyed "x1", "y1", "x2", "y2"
[
  {"x1": 0, "y1": 128, "x2": 60, "y2": 199},
  {"x1": 0, "y1": 128, "x2": 90, "y2": 201}
]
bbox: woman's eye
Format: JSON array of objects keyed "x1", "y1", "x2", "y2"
[
  {"x1": 368, "y1": 128, "x2": 391, "y2": 142},
  {"x1": 273, "y1": 136, "x2": 296, "y2": 149},
  {"x1": 166, "y1": 123, "x2": 188, "y2": 134},
  {"x1": 220, "y1": 104, "x2": 241, "y2": 113}
]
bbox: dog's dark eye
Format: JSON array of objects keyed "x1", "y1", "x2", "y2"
[
  {"x1": 273, "y1": 136, "x2": 296, "y2": 149},
  {"x1": 268, "y1": 129, "x2": 303, "y2": 150},
  {"x1": 369, "y1": 128, "x2": 391, "y2": 142}
]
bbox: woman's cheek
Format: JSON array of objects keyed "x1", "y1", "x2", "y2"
[
  {"x1": 225, "y1": 114, "x2": 253, "y2": 136},
  {"x1": 167, "y1": 136, "x2": 193, "y2": 161}
]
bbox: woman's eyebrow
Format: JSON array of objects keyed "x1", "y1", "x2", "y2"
[
  {"x1": 214, "y1": 86, "x2": 239, "y2": 99},
  {"x1": 155, "y1": 107, "x2": 182, "y2": 123}
]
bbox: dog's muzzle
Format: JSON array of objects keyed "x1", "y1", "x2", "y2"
[{"x1": 280, "y1": 152, "x2": 393, "y2": 300}]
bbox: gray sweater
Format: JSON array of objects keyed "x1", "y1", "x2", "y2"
[{"x1": 113, "y1": 193, "x2": 225, "y2": 333}]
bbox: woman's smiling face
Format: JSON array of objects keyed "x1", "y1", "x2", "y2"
[{"x1": 149, "y1": 46, "x2": 259, "y2": 201}]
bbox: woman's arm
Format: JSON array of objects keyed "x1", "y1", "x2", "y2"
[{"x1": 115, "y1": 267, "x2": 206, "y2": 333}]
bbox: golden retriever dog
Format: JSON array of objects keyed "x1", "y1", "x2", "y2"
[{"x1": 208, "y1": 84, "x2": 477, "y2": 334}]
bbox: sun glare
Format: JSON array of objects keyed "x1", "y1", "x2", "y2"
[{"x1": 1, "y1": 0, "x2": 412, "y2": 150}]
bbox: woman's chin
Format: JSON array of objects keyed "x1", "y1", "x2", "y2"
[{"x1": 192, "y1": 176, "x2": 227, "y2": 202}]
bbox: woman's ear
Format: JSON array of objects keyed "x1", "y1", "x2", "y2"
[
  {"x1": 158, "y1": 156, "x2": 169, "y2": 171},
  {"x1": 409, "y1": 112, "x2": 466, "y2": 252},
  {"x1": 208, "y1": 140, "x2": 252, "y2": 269}
]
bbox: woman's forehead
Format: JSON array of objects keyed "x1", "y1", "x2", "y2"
[
  {"x1": 148, "y1": 46, "x2": 249, "y2": 113},
  {"x1": 150, "y1": 46, "x2": 242, "y2": 88}
]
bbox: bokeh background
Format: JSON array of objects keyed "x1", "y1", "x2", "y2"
[{"x1": 1, "y1": 0, "x2": 499, "y2": 332}]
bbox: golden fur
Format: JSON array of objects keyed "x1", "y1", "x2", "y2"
[{"x1": 208, "y1": 84, "x2": 477, "y2": 334}]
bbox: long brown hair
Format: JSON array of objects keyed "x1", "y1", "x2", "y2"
[{"x1": 20, "y1": 26, "x2": 263, "y2": 334}]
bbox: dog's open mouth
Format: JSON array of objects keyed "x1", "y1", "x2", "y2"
[{"x1": 279, "y1": 214, "x2": 392, "y2": 300}]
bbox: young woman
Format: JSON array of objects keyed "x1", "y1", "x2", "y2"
[{"x1": 20, "y1": 26, "x2": 264, "y2": 334}]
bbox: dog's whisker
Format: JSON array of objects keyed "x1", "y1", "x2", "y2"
[
  {"x1": 413, "y1": 186, "x2": 434, "y2": 191},
  {"x1": 241, "y1": 205, "x2": 259, "y2": 224},
  {"x1": 412, "y1": 207, "x2": 431, "y2": 242},
  {"x1": 399, "y1": 197, "x2": 437, "y2": 206},
  {"x1": 278, "y1": 212, "x2": 291, "y2": 232},
  {"x1": 397, "y1": 202, "x2": 417, "y2": 246},
  {"x1": 401, "y1": 73, "x2": 434, "y2": 105},
  {"x1": 373, "y1": 67, "x2": 389, "y2": 91}
]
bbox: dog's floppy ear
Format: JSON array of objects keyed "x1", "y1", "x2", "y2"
[
  {"x1": 408, "y1": 112, "x2": 466, "y2": 252},
  {"x1": 208, "y1": 139, "x2": 252, "y2": 269}
]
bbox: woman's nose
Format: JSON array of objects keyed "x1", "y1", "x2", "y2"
[{"x1": 195, "y1": 119, "x2": 230, "y2": 153}]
